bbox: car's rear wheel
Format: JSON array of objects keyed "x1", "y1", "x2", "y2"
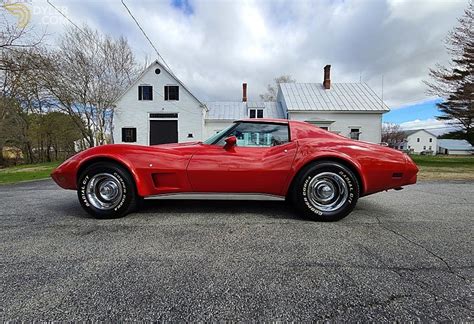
[
  {"x1": 77, "y1": 162, "x2": 138, "y2": 219},
  {"x1": 291, "y1": 161, "x2": 359, "y2": 221}
]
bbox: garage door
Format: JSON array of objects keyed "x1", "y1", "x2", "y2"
[{"x1": 149, "y1": 120, "x2": 178, "y2": 145}]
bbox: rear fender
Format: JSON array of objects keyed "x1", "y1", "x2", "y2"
[{"x1": 284, "y1": 149, "x2": 366, "y2": 196}]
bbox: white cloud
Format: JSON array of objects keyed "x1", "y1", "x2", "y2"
[
  {"x1": 399, "y1": 118, "x2": 460, "y2": 135},
  {"x1": 25, "y1": 0, "x2": 468, "y2": 104}
]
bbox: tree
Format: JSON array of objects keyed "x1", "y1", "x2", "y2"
[
  {"x1": 424, "y1": 2, "x2": 474, "y2": 144},
  {"x1": 260, "y1": 75, "x2": 295, "y2": 101},
  {"x1": 39, "y1": 26, "x2": 139, "y2": 147},
  {"x1": 381, "y1": 123, "x2": 405, "y2": 146}
]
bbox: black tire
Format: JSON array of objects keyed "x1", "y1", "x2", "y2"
[
  {"x1": 291, "y1": 161, "x2": 359, "y2": 221},
  {"x1": 77, "y1": 162, "x2": 139, "y2": 219}
]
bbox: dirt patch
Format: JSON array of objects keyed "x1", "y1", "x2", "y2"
[{"x1": 418, "y1": 167, "x2": 474, "y2": 180}]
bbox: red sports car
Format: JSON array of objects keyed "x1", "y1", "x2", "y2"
[{"x1": 51, "y1": 119, "x2": 418, "y2": 221}]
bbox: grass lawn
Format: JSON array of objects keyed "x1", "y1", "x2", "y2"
[
  {"x1": 410, "y1": 155, "x2": 474, "y2": 180},
  {"x1": 0, "y1": 162, "x2": 60, "y2": 185}
]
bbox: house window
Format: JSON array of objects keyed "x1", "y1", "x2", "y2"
[
  {"x1": 122, "y1": 128, "x2": 137, "y2": 142},
  {"x1": 164, "y1": 85, "x2": 179, "y2": 100},
  {"x1": 249, "y1": 109, "x2": 264, "y2": 118},
  {"x1": 417, "y1": 138, "x2": 420, "y2": 142},
  {"x1": 429, "y1": 138, "x2": 433, "y2": 142},
  {"x1": 138, "y1": 85, "x2": 153, "y2": 100},
  {"x1": 429, "y1": 146, "x2": 432, "y2": 150},
  {"x1": 320, "y1": 126, "x2": 329, "y2": 130},
  {"x1": 350, "y1": 128, "x2": 360, "y2": 140},
  {"x1": 423, "y1": 146, "x2": 426, "y2": 150}
]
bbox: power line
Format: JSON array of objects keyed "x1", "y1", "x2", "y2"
[{"x1": 120, "y1": 0, "x2": 174, "y2": 76}]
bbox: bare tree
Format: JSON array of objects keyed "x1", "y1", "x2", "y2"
[
  {"x1": 39, "y1": 26, "x2": 139, "y2": 147},
  {"x1": 381, "y1": 123, "x2": 405, "y2": 146},
  {"x1": 260, "y1": 75, "x2": 295, "y2": 101}
]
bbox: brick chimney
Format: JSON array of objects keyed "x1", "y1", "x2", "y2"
[
  {"x1": 242, "y1": 83, "x2": 247, "y2": 102},
  {"x1": 323, "y1": 65, "x2": 331, "y2": 90}
]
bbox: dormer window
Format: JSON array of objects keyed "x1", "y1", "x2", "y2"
[
  {"x1": 138, "y1": 85, "x2": 153, "y2": 100},
  {"x1": 249, "y1": 109, "x2": 263, "y2": 118}
]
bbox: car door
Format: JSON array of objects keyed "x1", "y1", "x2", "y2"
[{"x1": 186, "y1": 122, "x2": 297, "y2": 195}]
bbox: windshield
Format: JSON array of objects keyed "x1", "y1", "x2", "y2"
[{"x1": 203, "y1": 123, "x2": 236, "y2": 144}]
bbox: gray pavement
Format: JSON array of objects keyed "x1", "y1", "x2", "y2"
[{"x1": 0, "y1": 179, "x2": 472, "y2": 321}]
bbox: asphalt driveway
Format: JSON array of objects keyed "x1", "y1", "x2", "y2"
[{"x1": 0, "y1": 179, "x2": 472, "y2": 321}]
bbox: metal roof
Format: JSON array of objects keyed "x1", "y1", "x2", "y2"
[
  {"x1": 438, "y1": 139, "x2": 474, "y2": 151},
  {"x1": 279, "y1": 82, "x2": 390, "y2": 112},
  {"x1": 205, "y1": 101, "x2": 285, "y2": 120}
]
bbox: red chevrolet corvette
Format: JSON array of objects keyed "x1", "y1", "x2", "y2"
[{"x1": 51, "y1": 119, "x2": 418, "y2": 221}]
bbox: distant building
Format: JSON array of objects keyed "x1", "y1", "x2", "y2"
[
  {"x1": 396, "y1": 129, "x2": 437, "y2": 155},
  {"x1": 438, "y1": 139, "x2": 474, "y2": 155},
  {"x1": 113, "y1": 61, "x2": 389, "y2": 145}
]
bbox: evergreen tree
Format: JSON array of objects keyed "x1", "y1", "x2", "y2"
[{"x1": 425, "y1": 2, "x2": 474, "y2": 144}]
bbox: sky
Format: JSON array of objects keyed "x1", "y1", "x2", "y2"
[{"x1": 7, "y1": 0, "x2": 470, "y2": 130}]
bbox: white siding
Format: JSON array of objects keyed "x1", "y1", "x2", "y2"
[
  {"x1": 204, "y1": 120, "x2": 234, "y2": 139},
  {"x1": 113, "y1": 62, "x2": 204, "y2": 145},
  {"x1": 406, "y1": 130, "x2": 437, "y2": 155},
  {"x1": 288, "y1": 111, "x2": 383, "y2": 143}
]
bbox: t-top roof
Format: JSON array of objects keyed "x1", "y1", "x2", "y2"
[{"x1": 279, "y1": 82, "x2": 390, "y2": 112}]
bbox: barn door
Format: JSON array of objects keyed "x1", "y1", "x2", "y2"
[{"x1": 149, "y1": 120, "x2": 178, "y2": 145}]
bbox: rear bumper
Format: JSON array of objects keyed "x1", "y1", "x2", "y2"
[{"x1": 403, "y1": 154, "x2": 418, "y2": 186}]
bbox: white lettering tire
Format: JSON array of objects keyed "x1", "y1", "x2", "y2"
[
  {"x1": 77, "y1": 162, "x2": 138, "y2": 219},
  {"x1": 291, "y1": 161, "x2": 360, "y2": 221}
]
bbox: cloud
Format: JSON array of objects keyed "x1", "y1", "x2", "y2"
[
  {"x1": 26, "y1": 0, "x2": 468, "y2": 105},
  {"x1": 399, "y1": 118, "x2": 460, "y2": 136}
]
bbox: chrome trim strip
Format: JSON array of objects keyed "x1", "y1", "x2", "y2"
[{"x1": 144, "y1": 193, "x2": 285, "y2": 201}]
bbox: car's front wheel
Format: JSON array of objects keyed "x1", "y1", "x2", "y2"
[
  {"x1": 291, "y1": 161, "x2": 360, "y2": 221},
  {"x1": 77, "y1": 162, "x2": 139, "y2": 219}
]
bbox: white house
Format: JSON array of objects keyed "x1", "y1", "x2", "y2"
[
  {"x1": 113, "y1": 60, "x2": 206, "y2": 145},
  {"x1": 397, "y1": 129, "x2": 437, "y2": 155},
  {"x1": 438, "y1": 139, "x2": 474, "y2": 155},
  {"x1": 113, "y1": 61, "x2": 389, "y2": 145}
]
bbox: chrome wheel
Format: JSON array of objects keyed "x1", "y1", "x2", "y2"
[
  {"x1": 86, "y1": 173, "x2": 123, "y2": 210},
  {"x1": 306, "y1": 172, "x2": 349, "y2": 212}
]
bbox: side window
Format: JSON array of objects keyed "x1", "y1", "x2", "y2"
[
  {"x1": 138, "y1": 85, "x2": 153, "y2": 100},
  {"x1": 122, "y1": 128, "x2": 137, "y2": 142},
  {"x1": 164, "y1": 85, "x2": 179, "y2": 100},
  {"x1": 218, "y1": 123, "x2": 289, "y2": 147}
]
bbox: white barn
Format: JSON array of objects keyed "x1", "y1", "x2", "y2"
[
  {"x1": 438, "y1": 139, "x2": 474, "y2": 155},
  {"x1": 113, "y1": 61, "x2": 389, "y2": 145},
  {"x1": 113, "y1": 60, "x2": 206, "y2": 145}
]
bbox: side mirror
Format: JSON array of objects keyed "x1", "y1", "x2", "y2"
[{"x1": 224, "y1": 136, "x2": 237, "y2": 151}]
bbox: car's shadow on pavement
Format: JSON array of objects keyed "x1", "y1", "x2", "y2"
[{"x1": 138, "y1": 199, "x2": 306, "y2": 221}]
